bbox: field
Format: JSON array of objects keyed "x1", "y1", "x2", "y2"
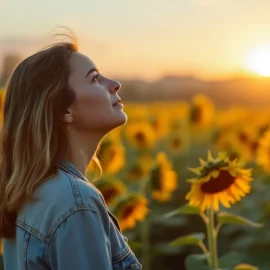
[{"x1": 1, "y1": 92, "x2": 270, "y2": 270}]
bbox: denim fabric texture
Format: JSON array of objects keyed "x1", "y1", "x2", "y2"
[{"x1": 3, "y1": 159, "x2": 142, "y2": 270}]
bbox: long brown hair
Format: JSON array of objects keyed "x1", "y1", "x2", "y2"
[{"x1": 0, "y1": 27, "x2": 102, "y2": 239}]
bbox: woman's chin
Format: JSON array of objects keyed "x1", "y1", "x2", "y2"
[
  {"x1": 112, "y1": 111, "x2": 128, "y2": 127},
  {"x1": 116, "y1": 112, "x2": 128, "y2": 126}
]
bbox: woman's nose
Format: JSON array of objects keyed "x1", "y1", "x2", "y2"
[{"x1": 111, "y1": 80, "x2": 121, "y2": 93}]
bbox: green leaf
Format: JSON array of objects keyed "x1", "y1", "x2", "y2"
[
  {"x1": 217, "y1": 211, "x2": 263, "y2": 228},
  {"x1": 240, "y1": 250, "x2": 270, "y2": 269},
  {"x1": 127, "y1": 240, "x2": 143, "y2": 252},
  {"x1": 233, "y1": 264, "x2": 258, "y2": 270},
  {"x1": 185, "y1": 254, "x2": 211, "y2": 270},
  {"x1": 169, "y1": 233, "x2": 205, "y2": 247},
  {"x1": 152, "y1": 215, "x2": 187, "y2": 227},
  {"x1": 164, "y1": 203, "x2": 201, "y2": 218},
  {"x1": 219, "y1": 251, "x2": 244, "y2": 268},
  {"x1": 152, "y1": 243, "x2": 184, "y2": 255}
]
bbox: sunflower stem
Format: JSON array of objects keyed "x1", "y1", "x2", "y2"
[
  {"x1": 200, "y1": 212, "x2": 209, "y2": 224},
  {"x1": 141, "y1": 213, "x2": 151, "y2": 270},
  {"x1": 206, "y1": 208, "x2": 219, "y2": 269},
  {"x1": 205, "y1": 213, "x2": 213, "y2": 268},
  {"x1": 140, "y1": 180, "x2": 151, "y2": 270},
  {"x1": 198, "y1": 241, "x2": 211, "y2": 266},
  {"x1": 215, "y1": 223, "x2": 222, "y2": 236}
]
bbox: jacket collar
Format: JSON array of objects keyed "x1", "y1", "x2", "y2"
[
  {"x1": 57, "y1": 159, "x2": 123, "y2": 233},
  {"x1": 57, "y1": 159, "x2": 87, "y2": 182}
]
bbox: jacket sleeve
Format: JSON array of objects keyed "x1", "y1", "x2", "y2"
[{"x1": 48, "y1": 209, "x2": 112, "y2": 270}]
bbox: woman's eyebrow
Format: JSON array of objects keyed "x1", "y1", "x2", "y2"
[{"x1": 85, "y1": 68, "x2": 99, "y2": 78}]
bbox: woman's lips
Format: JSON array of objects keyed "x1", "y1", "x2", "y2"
[{"x1": 113, "y1": 102, "x2": 124, "y2": 108}]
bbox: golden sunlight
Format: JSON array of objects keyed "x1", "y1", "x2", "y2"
[{"x1": 247, "y1": 46, "x2": 270, "y2": 77}]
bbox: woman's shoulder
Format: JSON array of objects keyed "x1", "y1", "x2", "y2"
[
  {"x1": 16, "y1": 168, "x2": 108, "y2": 241},
  {"x1": 59, "y1": 168, "x2": 107, "y2": 210},
  {"x1": 43, "y1": 168, "x2": 108, "y2": 218}
]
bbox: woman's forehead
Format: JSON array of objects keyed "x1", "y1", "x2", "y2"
[{"x1": 69, "y1": 52, "x2": 96, "y2": 74}]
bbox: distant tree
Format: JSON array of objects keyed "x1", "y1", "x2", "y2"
[{"x1": 0, "y1": 53, "x2": 21, "y2": 86}]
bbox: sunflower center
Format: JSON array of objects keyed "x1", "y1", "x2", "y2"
[
  {"x1": 229, "y1": 152, "x2": 240, "y2": 161},
  {"x1": 102, "y1": 188, "x2": 118, "y2": 204},
  {"x1": 200, "y1": 170, "x2": 235, "y2": 194},
  {"x1": 259, "y1": 125, "x2": 269, "y2": 136},
  {"x1": 122, "y1": 204, "x2": 136, "y2": 219},
  {"x1": 150, "y1": 166, "x2": 162, "y2": 191},
  {"x1": 151, "y1": 119, "x2": 158, "y2": 130},
  {"x1": 135, "y1": 132, "x2": 146, "y2": 143},
  {"x1": 129, "y1": 165, "x2": 144, "y2": 179},
  {"x1": 190, "y1": 106, "x2": 202, "y2": 123},
  {"x1": 250, "y1": 141, "x2": 258, "y2": 153},
  {"x1": 172, "y1": 138, "x2": 181, "y2": 149},
  {"x1": 238, "y1": 132, "x2": 248, "y2": 143}
]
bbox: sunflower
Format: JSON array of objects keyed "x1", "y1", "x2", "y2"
[
  {"x1": 107, "y1": 127, "x2": 122, "y2": 141},
  {"x1": 114, "y1": 194, "x2": 149, "y2": 231},
  {"x1": 94, "y1": 176, "x2": 126, "y2": 205},
  {"x1": 236, "y1": 125, "x2": 259, "y2": 157},
  {"x1": 186, "y1": 151, "x2": 253, "y2": 212},
  {"x1": 258, "y1": 123, "x2": 270, "y2": 137},
  {"x1": 213, "y1": 127, "x2": 248, "y2": 162},
  {"x1": 189, "y1": 94, "x2": 214, "y2": 128},
  {"x1": 123, "y1": 103, "x2": 150, "y2": 122},
  {"x1": 170, "y1": 118, "x2": 186, "y2": 133},
  {"x1": 125, "y1": 121, "x2": 156, "y2": 149},
  {"x1": 256, "y1": 128, "x2": 270, "y2": 173},
  {"x1": 233, "y1": 264, "x2": 258, "y2": 270},
  {"x1": 168, "y1": 101, "x2": 189, "y2": 121},
  {"x1": 95, "y1": 137, "x2": 125, "y2": 174},
  {"x1": 165, "y1": 129, "x2": 189, "y2": 155},
  {"x1": 149, "y1": 113, "x2": 170, "y2": 139},
  {"x1": 150, "y1": 152, "x2": 178, "y2": 202},
  {"x1": 214, "y1": 124, "x2": 260, "y2": 163},
  {"x1": 213, "y1": 107, "x2": 248, "y2": 131},
  {"x1": 126, "y1": 154, "x2": 153, "y2": 181}
]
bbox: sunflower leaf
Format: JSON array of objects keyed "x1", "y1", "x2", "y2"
[
  {"x1": 185, "y1": 254, "x2": 211, "y2": 270},
  {"x1": 219, "y1": 251, "x2": 244, "y2": 268},
  {"x1": 127, "y1": 240, "x2": 143, "y2": 252},
  {"x1": 163, "y1": 204, "x2": 201, "y2": 218},
  {"x1": 152, "y1": 215, "x2": 187, "y2": 227},
  {"x1": 233, "y1": 264, "x2": 258, "y2": 270},
  {"x1": 169, "y1": 233, "x2": 205, "y2": 247},
  {"x1": 217, "y1": 212, "x2": 264, "y2": 228},
  {"x1": 152, "y1": 243, "x2": 184, "y2": 255}
]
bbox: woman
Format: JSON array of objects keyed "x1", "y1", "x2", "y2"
[{"x1": 0, "y1": 29, "x2": 142, "y2": 269}]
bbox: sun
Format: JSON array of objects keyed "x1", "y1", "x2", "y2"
[{"x1": 247, "y1": 46, "x2": 270, "y2": 77}]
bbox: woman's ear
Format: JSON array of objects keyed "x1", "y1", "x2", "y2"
[{"x1": 63, "y1": 111, "x2": 73, "y2": 123}]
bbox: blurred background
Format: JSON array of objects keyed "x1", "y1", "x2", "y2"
[
  {"x1": 1, "y1": 1, "x2": 270, "y2": 269},
  {"x1": 1, "y1": 0, "x2": 270, "y2": 106}
]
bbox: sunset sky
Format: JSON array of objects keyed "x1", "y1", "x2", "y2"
[{"x1": 0, "y1": 0, "x2": 270, "y2": 81}]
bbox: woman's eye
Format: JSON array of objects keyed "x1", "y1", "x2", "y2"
[{"x1": 92, "y1": 74, "x2": 99, "y2": 82}]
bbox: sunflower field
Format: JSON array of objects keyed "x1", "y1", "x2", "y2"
[{"x1": 1, "y1": 89, "x2": 270, "y2": 269}]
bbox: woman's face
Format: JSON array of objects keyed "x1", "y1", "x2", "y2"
[{"x1": 67, "y1": 52, "x2": 127, "y2": 133}]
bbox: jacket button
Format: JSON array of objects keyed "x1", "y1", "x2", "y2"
[{"x1": 131, "y1": 263, "x2": 138, "y2": 269}]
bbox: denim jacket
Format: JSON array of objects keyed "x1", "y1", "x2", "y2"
[{"x1": 3, "y1": 159, "x2": 142, "y2": 270}]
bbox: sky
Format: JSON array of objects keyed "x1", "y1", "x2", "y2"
[{"x1": 0, "y1": 0, "x2": 270, "y2": 81}]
